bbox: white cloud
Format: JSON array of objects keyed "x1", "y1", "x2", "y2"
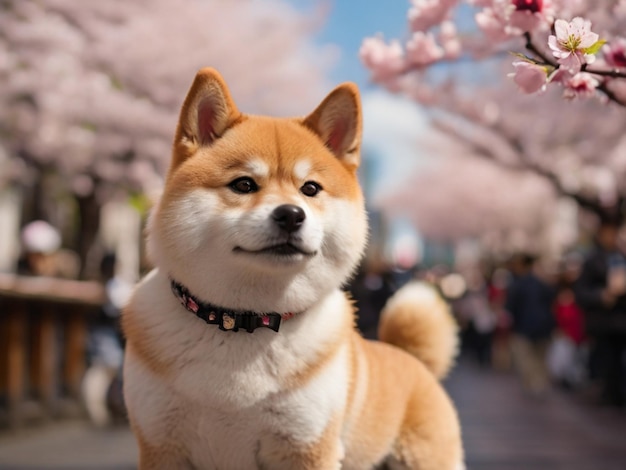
[{"x1": 361, "y1": 90, "x2": 431, "y2": 204}]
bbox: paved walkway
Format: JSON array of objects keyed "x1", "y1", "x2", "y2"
[
  {"x1": 0, "y1": 360, "x2": 625, "y2": 469},
  {"x1": 0, "y1": 422, "x2": 137, "y2": 469},
  {"x1": 445, "y1": 360, "x2": 626, "y2": 470}
]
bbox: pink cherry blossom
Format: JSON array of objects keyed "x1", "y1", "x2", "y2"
[
  {"x1": 603, "y1": 37, "x2": 626, "y2": 68},
  {"x1": 548, "y1": 17, "x2": 599, "y2": 73},
  {"x1": 545, "y1": 67, "x2": 569, "y2": 84},
  {"x1": 512, "y1": 0, "x2": 543, "y2": 13},
  {"x1": 405, "y1": 32, "x2": 445, "y2": 66},
  {"x1": 359, "y1": 36, "x2": 405, "y2": 81},
  {"x1": 509, "y1": 0, "x2": 554, "y2": 33},
  {"x1": 467, "y1": 0, "x2": 495, "y2": 7},
  {"x1": 439, "y1": 21, "x2": 461, "y2": 59},
  {"x1": 408, "y1": 0, "x2": 457, "y2": 32},
  {"x1": 616, "y1": 0, "x2": 626, "y2": 18},
  {"x1": 475, "y1": 0, "x2": 554, "y2": 38},
  {"x1": 475, "y1": 3, "x2": 515, "y2": 41},
  {"x1": 562, "y1": 72, "x2": 600, "y2": 100},
  {"x1": 509, "y1": 61, "x2": 548, "y2": 93}
]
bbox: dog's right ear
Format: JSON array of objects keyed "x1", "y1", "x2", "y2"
[{"x1": 172, "y1": 68, "x2": 242, "y2": 168}]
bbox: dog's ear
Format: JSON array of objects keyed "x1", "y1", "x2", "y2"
[
  {"x1": 172, "y1": 68, "x2": 243, "y2": 167},
  {"x1": 303, "y1": 83, "x2": 362, "y2": 169}
]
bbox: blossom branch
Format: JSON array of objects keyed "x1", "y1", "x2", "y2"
[
  {"x1": 363, "y1": 2, "x2": 626, "y2": 107},
  {"x1": 523, "y1": 28, "x2": 626, "y2": 107},
  {"x1": 596, "y1": 82, "x2": 626, "y2": 107},
  {"x1": 525, "y1": 31, "x2": 626, "y2": 83},
  {"x1": 523, "y1": 32, "x2": 554, "y2": 67},
  {"x1": 432, "y1": 115, "x2": 608, "y2": 216},
  {"x1": 582, "y1": 66, "x2": 626, "y2": 79}
]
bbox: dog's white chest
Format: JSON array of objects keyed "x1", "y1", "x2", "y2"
[
  {"x1": 187, "y1": 408, "x2": 266, "y2": 469},
  {"x1": 125, "y1": 341, "x2": 349, "y2": 469},
  {"x1": 123, "y1": 274, "x2": 352, "y2": 468}
]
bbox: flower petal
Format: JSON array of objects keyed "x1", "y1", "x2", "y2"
[
  {"x1": 558, "y1": 51, "x2": 582, "y2": 73},
  {"x1": 554, "y1": 19, "x2": 569, "y2": 40}
]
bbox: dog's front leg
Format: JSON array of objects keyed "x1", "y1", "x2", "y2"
[
  {"x1": 255, "y1": 420, "x2": 344, "y2": 470},
  {"x1": 138, "y1": 450, "x2": 192, "y2": 470},
  {"x1": 136, "y1": 436, "x2": 194, "y2": 470}
]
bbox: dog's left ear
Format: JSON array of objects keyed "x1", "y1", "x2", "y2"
[
  {"x1": 171, "y1": 68, "x2": 243, "y2": 168},
  {"x1": 303, "y1": 83, "x2": 362, "y2": 169}
]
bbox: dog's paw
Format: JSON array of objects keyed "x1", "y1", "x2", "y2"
[{"x1": 329, "y1": 440, "x2": 344, "y2": 469}]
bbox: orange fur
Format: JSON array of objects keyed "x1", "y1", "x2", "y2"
[
  {"x1": 121, "y1": 308, "x2": 174, "y2": 378},
  {"x1": 123, "y1": 68, "x2": 463, "y2": 470},
  {"x1": 256, "y1": 414, "x2": 345, "y2": 469},
  {"x1": 379, "y1": 282, "x2": 459, "y2": 379}
]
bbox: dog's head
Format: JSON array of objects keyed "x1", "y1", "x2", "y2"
[{"x1": 148, "y1": 68, "x2": 368, "y2": 313}]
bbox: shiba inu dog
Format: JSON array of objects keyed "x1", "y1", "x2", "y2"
[{"x1": 122, "y1": 68, "x2": 463, "y2": 469}]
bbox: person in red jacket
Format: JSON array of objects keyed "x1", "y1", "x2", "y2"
[
  {"x1": 549, "y1": 259, "x2": 587, "y2": 389},
  {"x1": 555, "y1": 288, "x2": 585, "y2": 346}
]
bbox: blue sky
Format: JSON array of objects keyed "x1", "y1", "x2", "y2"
[
  {"x1": 292, "y1": 0, "x2": 411, "y2": 88},
  {"x1": 290, "y1": 0, "x2": 431, "y2": 204}
]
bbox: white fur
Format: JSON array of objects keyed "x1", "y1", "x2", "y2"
[
  {"x1": 293, "y1": 159, "x2": 312, "y2": 181},
  {"x1": 147, "y1": 186, "x2": 366, "y2": 314},
  {"x1": 82, "y1": 365, "x2": 116, "y2": 427},
  {"x1": 124, "y1": 270, "x2": 351, "y2": 467},
  {"x1": 383, "y1": 282, "x2": 441, "y2": 313},
  {"x1": 245, "y1": 158, "x2": 270, "y2": 178},
  {"x1": 340, "y1": 338, "x2": 369, "y2": 452}
]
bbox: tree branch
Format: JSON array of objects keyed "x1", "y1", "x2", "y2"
[
  {"x1": 596, "y1": 82, "x2": 626, "y2": 107},
  {"x1": 584, "y1": 68, "x2": 626, "y2": 79},
  {"x1": 524, "y1": 32, "x2": 626, "y2": 107},
  {"x1": 524, "y1": 32, "x2": 555, "y2": 66},
  {"x1": 432, "y1": 116, "x2": 607, "y2": 216}
]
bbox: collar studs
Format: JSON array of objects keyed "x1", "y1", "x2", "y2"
[
  {"x1": 222, "y1": 313, "x2": 236, "y2": 330},
  {"x1": 170, "y1": 277, "x2": 293, "y2": 333}
]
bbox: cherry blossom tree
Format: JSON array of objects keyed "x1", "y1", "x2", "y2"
[
  {"x1": 361, "y1": 0, "x2": 626, "y2": 104},
  {"x1": 360, "y1": 1, "x2": 626, "y2": 247},
  {"x1": 0, "y1": 0, "x2": 333, "y2": 277},
  {"x1": 379, "y1": 137, "x2": 578, "y2": 258}
]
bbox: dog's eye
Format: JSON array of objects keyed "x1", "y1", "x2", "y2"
[
  {"x1": 301, "y1": 181, "x2": 322, "y2": 197},
  {"x1": 229, "y1": 177, "x2": 258, "y2": 194}
]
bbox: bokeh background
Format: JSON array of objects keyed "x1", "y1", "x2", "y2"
[{"x1": 1, "y1": 1, "x2": 626, "y2": 469}]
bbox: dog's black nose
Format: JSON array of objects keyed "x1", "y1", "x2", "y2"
[{"x1": 272, "y1": 204, "x2": 305, "y2": 233}]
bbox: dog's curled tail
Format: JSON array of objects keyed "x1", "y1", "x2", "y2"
[{"x1": 378, "y1": 281, "x2": 458, "y2": 380}]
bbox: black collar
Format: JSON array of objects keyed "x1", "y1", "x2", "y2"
[{"x1": 170, "y1": 278, "x2": 294, "y2": 333}]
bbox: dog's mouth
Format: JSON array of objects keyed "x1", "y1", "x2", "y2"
[{"x1": 234, "y1": 243, "x2": 315, "y2": 257}]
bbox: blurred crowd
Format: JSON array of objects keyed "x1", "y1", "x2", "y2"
[
  {"x1": 350, "y1": 216, "x2": 626, "y2": 410},
  {"x1": 11, "y1": 219, "x2": 130, "y2": 427},
  {"x1": 9, "y1": 213, "x2": 626, "y2": 430}
]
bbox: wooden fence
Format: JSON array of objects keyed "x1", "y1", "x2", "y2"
[{"x1": 0, "y1": 273, "x2": 105, "y2": 429}]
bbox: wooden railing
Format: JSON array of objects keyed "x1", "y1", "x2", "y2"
[{"x1": 0, "y1": 273, "x2": 105, "y2": 429}]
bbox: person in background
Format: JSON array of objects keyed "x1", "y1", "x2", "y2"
[
  {"x1": 349, "y1": 261, "x2": 397, "y2": 340},
  {"x1": 549, "y1": 256, "x2": 587, "y2": 389},
  {"x1": 456, "y1": 269, "x2": 496, "y2": 368},
  {"x1": 82, "y1": 252, "x2": 132, "y2": 426},
  {"x1": 489, "y1": 267, "x2": 513, "y2": 371},
  {"x1": 575, "y1": 214, "x2": 626, "y2": 407},
  {"x1": 506, "y1": 254, "x2": 556, "y2": 396},
  {"x1": 18, "y1": 220, "x2": 79, "y2": 278}
]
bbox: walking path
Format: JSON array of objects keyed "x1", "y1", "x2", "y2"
[
  {"x1": 0, "y1": 422, "x2": 137, "y2": 469},
  {"x1": 445, "y1": 359, "x2": 626, "y2": 470},
  {"x1": 0, "y1": 359, "x2": 625, "y2": 469}
]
